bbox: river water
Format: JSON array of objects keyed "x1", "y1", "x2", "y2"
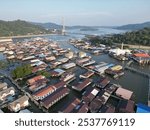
[{"x1": 0, "y1": 28, "x2": 149, "y2": 110}]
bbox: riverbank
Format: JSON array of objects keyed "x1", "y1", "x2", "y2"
[
  {"x1": 0, "y1": 33, "x2": 56, "y2": 39},
  {"x1": 116, "y1": 43, "x2": 150, "y2": 50}
]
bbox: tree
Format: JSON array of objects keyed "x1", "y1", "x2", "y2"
[{"x1": 11, "y1": 64, "x2": 33, "y2": 79}]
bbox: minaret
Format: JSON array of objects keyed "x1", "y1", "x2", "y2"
[{"x1": 62, "y1": 17, "x2": 66, "y2": 35}]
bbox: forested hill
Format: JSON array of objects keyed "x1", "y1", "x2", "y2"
[
  {"x1": 88, "y1": 27, "x2": 150, "y2": 46},
  {"x1": 115, "y1": 22, "x2": 150, "y2": 30},
  {"x1": 0, "y1": 20, "x2": 51, "y2": 37}
]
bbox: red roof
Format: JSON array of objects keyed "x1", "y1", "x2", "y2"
[
  {"x1": 33, "y1": 81, "x2": 66, "y2": 97},
  {"x1": 27, "y1": 75, "x2": 45, "y2": 85},
  {"x1": 133, "y1": 53, "x2": 150, "y2": 58}
]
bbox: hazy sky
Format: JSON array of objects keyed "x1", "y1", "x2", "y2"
[{"x1": 0, "y1": 0, "x2": 150, "y2": 26}]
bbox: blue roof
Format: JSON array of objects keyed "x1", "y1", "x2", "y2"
[{"x1": 136, "y1": 103, "x2": 150, "y2": 113}]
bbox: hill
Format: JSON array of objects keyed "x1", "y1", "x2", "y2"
[
  {"x1": 31, "y1": 22, "x2": 62, "y2": 30},
  {"x1": 115, "y1": 21, "x2": 150, "y2": 30},
  {"x1": 88, "y1": 27, "x2": 150, "y2": 46},
  {"x1": 0, "y1": 20, "x2": 51, "y2": 37}
]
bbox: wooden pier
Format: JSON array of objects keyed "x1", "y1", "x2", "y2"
[
  {"x1": 124, "y1": 66, "x2": 150, "y2": 106},
  {"x1": 124, "y1": 66, "x2": 150, "y2": 78}
]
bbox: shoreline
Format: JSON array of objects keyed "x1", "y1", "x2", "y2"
[
  {"x1": 115, "y1": 43, "x2": 150, "y2": 50},
  {"x1": 0, "y1": 33, "x2": 58, "y2": 39},
  {"x1": 1, "y1": 33, "x2": 150, "y2": 50}
]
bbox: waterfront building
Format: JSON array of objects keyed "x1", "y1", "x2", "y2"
[
  {"x1": 132, "y1": 53, "x2": 150, "y2": 64},
  {"x1": 78, "y1": 51, "x2": 87, "y2": 58},
  {"x1": 72, "y1": 78, "x2": 93, "y2": 91},
  {"x1": 89, "y1": 97, "x2": 103, "y2": 113},
  {"x1": 33, "y1": 81, "x2": 66, "y2": 100},
  {"x1": 0, "y1": 87, "x2": 15, "y2": 101},
  {"x1": 74, "y1": 103, "x2": 89, "y2": 113},
  {"x1": 8, "y1": 95, "x2": 29, "y2": 112},
  {"x1": 118, "y1": 100, "x2": 135, "y2": 113},
  {"x1": 95, "y1": 78, "x2": 110, "y2": 89},
  {"x1": 82, "y1": 87, "x2": 100, "y2": 104},
  {"x1": 27, "y1": 75, "x2": 47, "y2": 86},
  {"x1": 0, "y1": 82, "x2": 8, "y2": 91},
  {"x1": 65, "y1": 51, "x2": 74, "y2": 59},
  {"x1": 41, "y1": 87, "x2": 70, "y2": 109},
  {"x1": 115, "y1": 87, "x2": 133, "y2": 100},
  {"x1": 62, "y1": 62, "x2": 76, "y2": 69},
  {"x1": 0, "y1": 46, "x2": 6, "y2": 52},
  {"x1": 60, "y1": 98, "x2": 81, "y2": 113},
  {"x1": 60, "y1": 72, "x2": 75, "y2": 82},
  {"x1": 58, "y1": 58, "x2": 69, "y2": 63},
  {"x1": 45, "y1": 56, "x2": 56, "y2": 61},
  {"x1": 50, "y1": 68, "x2": 65, "y2": 77},
  {"x1": 79, "y1": 71, "x2": 94, "y2": 79},
  {"x1": 109, "y1": 48, "x2": 131, "y2": 56},
  {"x1": 99, "y1": 105, "x2": 115, "y2": 113}
]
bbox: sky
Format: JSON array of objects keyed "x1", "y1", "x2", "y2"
[{"x1": 0, "y1": 0, "x2": 150, "y2": 26}]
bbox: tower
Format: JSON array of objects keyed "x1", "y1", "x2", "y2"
[{"x1": 62, "y1": 17, "x2": 66, "y2": 35}]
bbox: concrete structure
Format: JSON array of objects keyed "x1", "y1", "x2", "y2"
[
  {"x1": 8, "y1": 95, "x2": 29, "y2": 112},
  {"x1": 0, "y1": 87, "x2": 15, "y2": 101}
]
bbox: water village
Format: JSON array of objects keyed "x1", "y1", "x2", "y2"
[{"x1": 0, "y1": 37, "x2": 150, "y2": 113}]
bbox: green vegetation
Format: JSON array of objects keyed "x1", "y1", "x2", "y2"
[
  {"x1": 37, "y1": 70, "x2": 50, "y2": 78},
  {"x1": 11, "y1": 64, "x2": 33, "y2": 79},
  {"x1": 0, "y1": 20, "x2": 51, "y2": 37},
  {"x1": 115, "y1": 21, "x2": 150, "y2": 30},
  {"x1": 88, "y1": 28, "x2": 150, "y2": 46}
]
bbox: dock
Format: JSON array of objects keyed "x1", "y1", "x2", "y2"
[
  {"x1": 124, "y1": 66, "x2": 149, "y2": 78},
  {"x1": 124, "y1": 66, "x2": 150, "y2": 106}
]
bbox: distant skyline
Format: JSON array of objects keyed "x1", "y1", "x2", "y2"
[{"x1": 0, "y1": 0, "x2": 150, "y2": 26}]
